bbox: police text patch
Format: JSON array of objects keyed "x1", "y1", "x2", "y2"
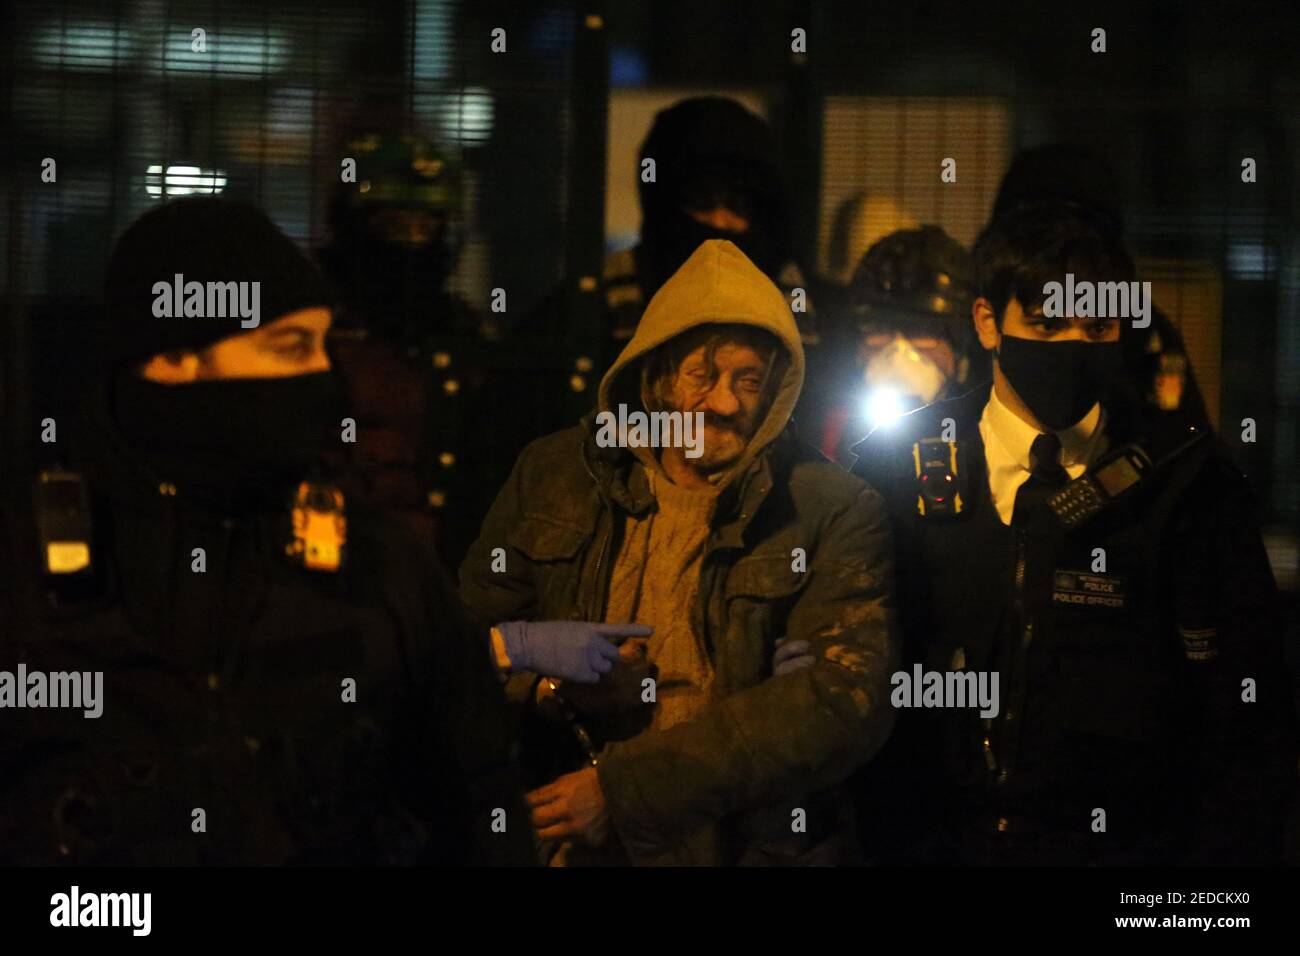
[{"x1": 1052, "y1": 570, "x2": 1126, "y2": 609}]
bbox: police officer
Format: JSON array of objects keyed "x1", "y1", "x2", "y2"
[
  {"x1": 320, "y1": 132, "x2": 484, "y2": 344},
  {"x1": 992, "y1": 143, "x2": 1212, "y2": 430},
  {"x1": 804, "y1": 226, "x2": 983, "y2": 465},
  {"x1": 849, "y1": 202, "x2": 1294, "y2": 865},
  {"x1": 0, "y1": 198, "x2": 531, "y2": 865},
  {"x1": 318, "y1": 133, "x2": 490, "y2": 565}
]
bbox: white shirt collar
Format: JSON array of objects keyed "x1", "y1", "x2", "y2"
[
  {"x1": 983, "y1": 386, "x2": 1041, "y2": 472},
  {"x1": 982, "y1": 386, "x2": 1105, "y2": 471},
  {"x1": 978, "y1": 388, "x2": 1109, "y2": 525}
]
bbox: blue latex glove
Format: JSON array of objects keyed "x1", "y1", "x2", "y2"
[
  {"x1": 495, "y1": 621, "x2": 653, "y2": 684},
  {"x1": 773, "y1": 637, "x2": 815, "y2": 676}
]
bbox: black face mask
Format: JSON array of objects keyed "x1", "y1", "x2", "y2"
[
  {"x1": 643, "y1": 210, "x2": 785, "y2": 297},
  {"x1": 321, "y1": 234, "x2": 457, "y2": 340},
  {"x1": 112, "y1": 370, "x2": 344, "y2": 514},
  {"x1": 996, "y1": 335, "x2": 1123, "y2": 431}
]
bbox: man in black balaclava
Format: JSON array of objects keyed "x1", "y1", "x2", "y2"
[
  {"x1": 991, "y1": 143, "x2": 1211, "y2": 431},
  {"x1": 104, "y1": 199, "x2": 345, "y2": 514},
  {"x1": 316, "y1": 133, "x2": 486, "y2": 564},
  {"x1": 319, "y1": 133, "x2": 482, "y2": 345},
  {"x1": 637, "y1": 98, "x2": 787, "y2": 293},
  {"x1": 0, "y1": 198, "x2": 531, "y2": 865},
  {"x1": 601, "y1": 96, "x2": 817, "y2": 356}
]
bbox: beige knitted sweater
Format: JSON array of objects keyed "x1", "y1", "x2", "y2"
[{"x1": 603, "y1": 468, "x2": 720, "y2": 731}]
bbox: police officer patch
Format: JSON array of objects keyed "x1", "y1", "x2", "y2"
[
  {"x1": 1178, "y1": 626, "x2": 1218, "y2": 662},
  {"x1": 1052, "y1": 569, "x2": 1126, "y2": 609}
]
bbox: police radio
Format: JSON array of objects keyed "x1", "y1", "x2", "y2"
[
  {"x1": 34, "y1": 469, "x2": 94, "y2": 577},
  {"x1": 1047, "y1": 428, "x2": 1211, "y2": 530},
  {"x1": 912, "y1": 437, "x2": 964, "y2": 516},
  {"x1": 285, "y1": 481, "x2": 348, "y2": 572}
]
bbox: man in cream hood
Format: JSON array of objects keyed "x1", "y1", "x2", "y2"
[{"x1": 461, "y1": 240, "x2": 898, "y2": 865}]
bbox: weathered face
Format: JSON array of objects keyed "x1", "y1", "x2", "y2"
[
  {"x1": 139, "y1": 308, "x2": 333, "y2": 383},
  {"x1": 662, "y1": 339, "x2": 769, "y2": 473}
]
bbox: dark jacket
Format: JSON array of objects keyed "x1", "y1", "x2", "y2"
[
  {"x1": 0, "y1": 381, "x2": 531, "y2": 866},
  {"x1": 460, "y1": 240, "x2": 898, "y2": 865},
  {"x1": 850, "y1": 385, "x2": 1295, "y2": 864}
]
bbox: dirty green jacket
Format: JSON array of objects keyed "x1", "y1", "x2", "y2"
[{"x1": 460, "y1": 240, "x2": 898, "y2": 864}]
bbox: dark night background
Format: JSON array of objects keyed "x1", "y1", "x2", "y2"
[{"x1": 2, "y1": 0, "x2": 1298, "y2": 857}]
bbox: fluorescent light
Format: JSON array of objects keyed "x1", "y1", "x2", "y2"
[
  {"x1": 145, "y1": 165, "x2": 228, "y2": 198},
  {"x1": 33, "y1": 22, "x2": 137, "y2": 70},
  {"x1": 1227, "y1": 240, "x2": 1276, "y2": 280},
  {"x1": 149, "y1": 30, "x2": 291, "y2": 77},
  {"x1": 438, "y1": 88, "x2": 494, "y2": 145}
]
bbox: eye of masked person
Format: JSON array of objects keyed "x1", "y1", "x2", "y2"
[
  {"x1": 863, "y1": 331, "x2": 945, "y2": 352},
  {"x1": 678, "y1": 177, "x2": 756, "y2": 233},
  {"x1": 364, "y1": 206, "x2": 446, "y2": 247},
  {"x1": 202, "y1": 308, "x2": 333, "y2": 379},
  {"x1": 1020, "y1": 308, "x2": 1120, "y2": 342}
]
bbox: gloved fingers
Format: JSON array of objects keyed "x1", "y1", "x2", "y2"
[
  {"x1": 777, "y1": 655, "x2": 816, "y2": 675},
  {"x1": 557, "y1": 655, "x2": 602, "y2": 685},
  {"x1": 592, "y1": 623, "x2": 654, "y2": 642},
  {"x1": 591, "y1": 638, "x2": 621, "y2": 664},
  {"x1": 590, "y1": 648, "x2": 617, "y2": 673},
  {"x1": 774, "y1": 638, "x2": 811, "y2": 662}
]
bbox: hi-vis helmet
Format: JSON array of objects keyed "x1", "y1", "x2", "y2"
[
  {"x1": 849, "y1": 225, "x2": 979, "y2": 388},
  {"x1": 334, "y1": 133, "x2": 462, "y2": 250}
]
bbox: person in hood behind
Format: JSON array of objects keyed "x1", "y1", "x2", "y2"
[
  {"x1": 460, "y1": 240, "x2": 899, "y2": 865},
  {"x1": 599, "y1": 96, "x2": 820, "y2": 361},
  {"x1": 0, "y1": 198, "x2": 531, "y2": 865}
]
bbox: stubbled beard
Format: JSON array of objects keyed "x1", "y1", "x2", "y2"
[{"x1": 695, "y1": 420, "x2": 749, "y2": 472}]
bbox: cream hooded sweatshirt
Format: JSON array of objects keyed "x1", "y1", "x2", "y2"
[{"x1": 595, "y1": 239, "x2": 805, "y2": 732}]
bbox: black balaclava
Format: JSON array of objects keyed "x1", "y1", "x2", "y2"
[
  {"x1": 111, "y1": 370, "x2": 343, "y2": 513},
  {"x1": 637, "y1": 97, "x2": 789, "y2": 298},
  {"x1": 992, "y1": 143, "x2": 1124, "y2": 236},
  {"x1": 318, "y1": 218, "x2": 457, "y2": 340},
  {"x1": 997, "y1": 336, "x2": 1124, "y2": 432},
  {"x1": 101, "y1": 198, "x2": 340, "y2": 513}
]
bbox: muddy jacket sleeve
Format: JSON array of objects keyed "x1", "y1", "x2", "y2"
[{"x1": 596, "y1": 484, "x2": 899, "y2": 853}]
